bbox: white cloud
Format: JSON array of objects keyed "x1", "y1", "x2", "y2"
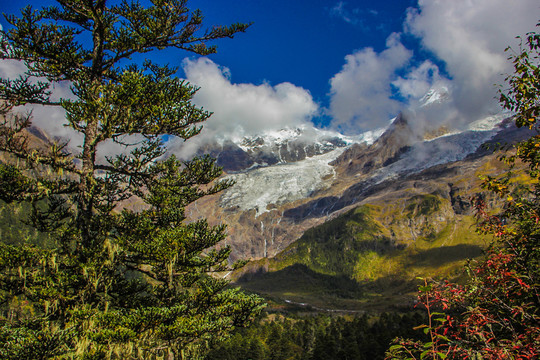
[
  {"x1": 327, "y1": 0, "x2": 540, "y2": 133},
  {"x1": 168, "y1": 57, "x2": 319, "y2": 158},
  {"x1": 0, "y1": 60, "x2": 83, "y2": 151},
  {"x1": 0, "y1": 59, "x2": 26, "y2": 79},
  {"x1": 392, "y1": 60, "x2": 448, "y2": 101},
  {"x1": 2, "y1": 57, "x2": 319, "y2": 160},
  {"x1": 328, "y1": 33, "x2": 412, "y2": 132},
  {"x1": 406, "y1": 0, "x2": 540, "y2": 120}
]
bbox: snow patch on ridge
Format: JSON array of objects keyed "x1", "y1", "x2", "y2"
[
  {"x1": 372, "y1": 113, "x2": 508, "y2": 183},
  {"x1": 467, "y1": 112, "x2": 509, "y2": 132}
]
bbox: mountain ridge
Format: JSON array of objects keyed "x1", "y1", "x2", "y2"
[{"x1": 185, "y1": 106, "x2": 526, "y2": 265}]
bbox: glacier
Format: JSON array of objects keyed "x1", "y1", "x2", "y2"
[
  {"x1": 374, "y1": 113, "x2": 508, "y2": 182},
  {"x1": 220, "y1": 147, "x2": 346, "y2": 216},
  {"x1": 219, "y1": 112, "x2": 507, "y2": 216}
]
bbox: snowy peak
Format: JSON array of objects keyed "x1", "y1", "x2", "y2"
[
  {"x1": 419, "y1": 86, "x2": 450, "y2": 107},
  {"x1": 330, "y1": 112, "x2": 422, "y2": 176},
  {"x1": 235, "y1": 125, "x2": 360, "y2": 153},
  {"x1": 205, "y1": 125, "x2": 363, "y2": 173}
]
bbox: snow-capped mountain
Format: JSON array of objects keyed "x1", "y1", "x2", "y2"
[
  {"x1": 183, "y1": 86, "x2": 535, "y2": 262},
  {"x1": 217, "y1": 110, "x2": 507, "y2": 219},
  {"x1": 419, "y1": 86, "x2": 450, "y2": 107},
  {"x1": 193, "y1": 125, "x2": 378, "y2": 173}
]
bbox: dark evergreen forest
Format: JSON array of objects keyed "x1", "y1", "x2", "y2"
[{"x1": 205, "y1": 312, "x2": 427, "y2": 360}]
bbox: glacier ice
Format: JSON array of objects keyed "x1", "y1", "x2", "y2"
[
  {"x1": 220, "y1": 148, "x2": 346, "y2": 216},
  {"x1": 371, "y1": 113, "x2": 506, "y2": 183},
  {"x1": 217, "y1": 95, "x2": 509, "y2": 218}
]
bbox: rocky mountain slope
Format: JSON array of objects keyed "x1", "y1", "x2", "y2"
[
  {"x1": 191, "y1": 125, "x2": 368, "y2": 173},
  {"x1": 185, "y1": 107, "x2": 524, "y2": 264},
  {"x1": 329, "y1": 112, "x2": 422, "y2": 177},
  {"x1": 226, "y1": 116, "x2": 534, "y2": 310}
]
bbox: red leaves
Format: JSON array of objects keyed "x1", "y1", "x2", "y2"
[
  {"x1": 515, "y1": 277, "x2": 530, "y2": 289},
  {"x1": 390, "y1": 237, "x2": 539, "y2": 359}
]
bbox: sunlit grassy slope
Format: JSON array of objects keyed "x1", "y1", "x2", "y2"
[{"x1": 236, "y1": 194, "x2": 488, "y2": 312}]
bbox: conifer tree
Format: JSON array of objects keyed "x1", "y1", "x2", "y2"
[{"x1": 0, "y1": 0, "x2": 264, "y2": 358}]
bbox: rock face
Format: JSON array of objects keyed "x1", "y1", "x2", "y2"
[
  {"x1": 201, "y1": 141, "x2": 260, "y2": 172},
  {"x1": 194, "y1": 126, "x2": 354, "y2": 173},
  {"x1": 330, "y1": 112, "x2": 422, "y2": 177}
]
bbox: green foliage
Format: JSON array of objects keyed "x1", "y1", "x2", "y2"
[
  {"x1": 499, "y1": 26, "x2": 540, "y2": 130},
  {"x1": 0, "y1": 200, "x2": 51, "y2": 246},
  {"x1": 272, "y1": 199, "x2": 480, "y2": 284},
  {"x1": 0, "y1": 0, "x2": 264, "y2": 358},
  {"x1": 242, "y1": 199, "x2": 484, "y2": 311}
]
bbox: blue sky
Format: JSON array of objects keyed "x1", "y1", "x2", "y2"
[
  {"x1": 1, "y1": 0, "x2": 540, "y2": 145},
  {"x1": 186, "y1": 0, "x2": 417, "y2": 102}
]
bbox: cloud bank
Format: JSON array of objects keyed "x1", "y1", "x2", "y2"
[
  {"x1": 1, "y1": 57, "x2": 319, "y2": 161},
  {"x1": 167, "y1": 58, "x2": 319, "y2": 158},
  {"x1": 406, "y1": 0, "x2": 540, "y2": 120},
  {"x1": 328, "y1": 33, "x2": 412, "y2": 132},
  {"x1": 329, "y1": 0, "x2": 540, "y2": 132}
]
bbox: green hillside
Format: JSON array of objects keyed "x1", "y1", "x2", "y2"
[{"x1": 237, "y1": 193, "x2": 487, "y2": 311}]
